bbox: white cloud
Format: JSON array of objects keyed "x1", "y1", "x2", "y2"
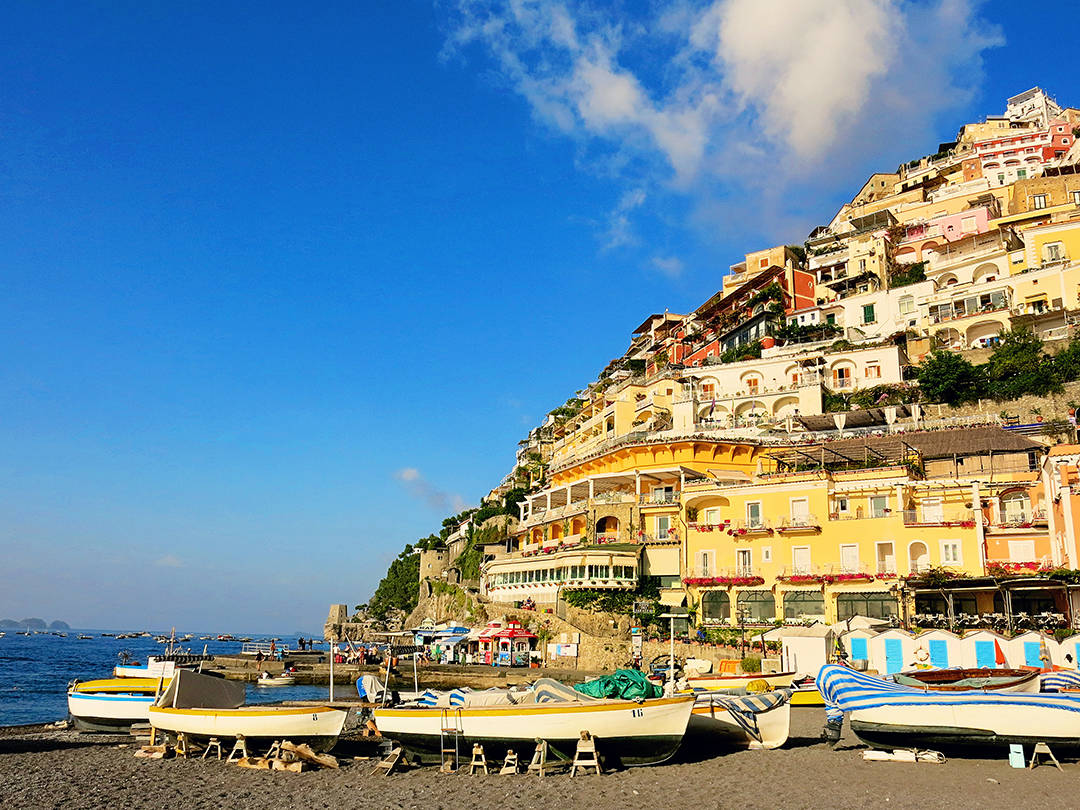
[
  {"x1": 604, "y1": 186, "x2": 647, "y2": 248},
  {"x1": 443, "y1": 0, "x2": 1003, "y2": 244},
  {"x1": 650, "y1": 256, "x2": 684, "y2": 278},
  {"x1": 394, "y1": 467, "x2": 467, "y2": 513},
  {"x1": 154, "y1": 554, "x2": 184, "y2": 569}
]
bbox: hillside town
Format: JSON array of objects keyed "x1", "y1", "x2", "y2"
[{"x1": 356, "y1": 87, "x2": 1080, "y2": 667}]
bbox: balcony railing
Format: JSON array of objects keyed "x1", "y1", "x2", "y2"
[
  {"x1": 637, "y1": 532, "x2": 680, "y2": 544},
  {"x1": 902, "y1": 510, "x2": 975, "y2": 527},
  {"x1": 593, "y1": 492, "x2": 637, "y2": 505},
  {"x1": 730, "y1": 519, "x2": 771, "y2": 534},
  {"x1": 640, "y1": 492, "x2": 681, "y2": 506},
  {"x1": 685, "y1": 566, "x2": 763, "y2": 580},
  {"x1": 776, "y1": 515, "x2": 822, "y2": 531}
]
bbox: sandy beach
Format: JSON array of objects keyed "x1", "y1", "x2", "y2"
[{"x1": 1, "y1": 708, "x2": 1076, "y2": 810}]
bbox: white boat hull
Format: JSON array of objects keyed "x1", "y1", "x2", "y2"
[
  {"x1": 256, "y1": 676, "x2": 297, "y2": 687},
  {"x1": 373, "y1": 695, "x2": 694, "y2": 766},
  {"x1": 68, "y1": 692, "x2": 155, "y2": 731},
  {"x1": 688, "y1": 693, "x2": 791, "y2": 749},
  {"x1": 147, "y1": 706, "x2": 347, "y2": 752}
]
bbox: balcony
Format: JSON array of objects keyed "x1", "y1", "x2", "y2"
[
  {"x1": 730, "y1": 519, "x2": 772, "y2": 536},
  {"x1": 775, "y1": 514, "x2": 822, "y2": 533},
  {"x1": 902, "y1": 510, "x2": 976, "y2": 528},
  {"x1": 593, "y1": 492, "x2": 637, "y2": 505},
  {"x1": 640, "y1": 492, "x2": 681, "y2": 506},
  {"x1": 637, "y1": 532, "x2": 680, "y2": 545}
]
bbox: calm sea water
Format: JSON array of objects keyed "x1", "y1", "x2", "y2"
[{"x1": 0, "y1": 630, "x2": 334, "y2": 726}]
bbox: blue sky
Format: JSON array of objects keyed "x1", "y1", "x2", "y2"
[{"x1": 0, "y1": 1, "x2": 1076, "y2": 633}]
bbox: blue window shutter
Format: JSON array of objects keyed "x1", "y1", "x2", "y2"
[
  {"x1": 928, "y1": 639, "x2": 948, "y2": 668},
  {"x1": 975, "y1": 640, "x2": 994, "y2": 668}
]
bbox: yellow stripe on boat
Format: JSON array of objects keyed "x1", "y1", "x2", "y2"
[
  {"x1": 72, "y1": 678, "x2": 172, "y2": 693},
  {"x1": 375, "y1": 695, "x2": 694, "y2": 718}
]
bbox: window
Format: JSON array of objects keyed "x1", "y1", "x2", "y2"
[
  {"x1": 761, "y1": 547, "x2": 772, "y2": 563},
  {"x1": 790, "y1": 498, "x2": 810, "y2": 526},
  {"x1": 702, "y1": 507, "x2": 721, "y2": 526},
  {"x1": 836, "y1": 592, "x2": 898, "y2": 621},
  {"x1": 1045, "y1": 242, "x2": 1064, "y2": 262},
  {"x1": 961, "y1": 216, "x2": 977, "y2": 233},
  {"x1": 697, "y1": 550, "x2": 715, "y2": 577},
  {"x1": 1008, "y1": 539, "x2": 1036, "y2": 562},
  {"x1": 735, "y1": 549, "x2": 753, "y2": 576},
  {"x1": 1002, "y1": 492, "x2": 1029, "y2": 524},
  {"x1": 825, "y1": 313, "x2": 836, "y2": 325},
  {"x1": 1016, "y1": 169, "x2": 1027, "y2": 180},
  {"x1": 940, "y1": 540, "x2": 962, "y2": 566},
  {"x1": 833, "y1": 367, "x2": 852, "y2": 389},
  {"x1": 835, "y1": 497, "x2": 850, "y2": 516},
  {"x1": 898, "y1": 296, "x2": 915, "y2": 315},
  {"x1": 792, "y1": 546, "x2": 811, "y2": 574},
  {"x1": 701, "y1": 591, "x2": 729, "y2": 624},
  {"x1": 876, "y1": 542, "x2": 896, "y2": 575},
  {"x1": 870, "y1": 495, "x2": 888, "y2": 518},
  {"x1": 655, "y1": 515, "x2": 671, "y2": 537},
  {"x1": 759, "y1": 257, "x2": 769, "y2": 268},
  {"x1": 865, "y1": 364, "x2": 881, "y2": 379},
  {"x1": 736, "y1": 590, "x2": 775, "y2": 622},
  {"x1": 1032, "y1": 193, "x2": 1047, "y2": 209},
  {"x1": 784, "y1": 591, "x2": 824, "y2": 620},
  {"x1": 921, "y1": 498, "x2": 944, "y2": 524},
  {"x1": 859, "y1": 258, "x2": 867, "y2": 272},
  {"x1": 746, "y1": 502, "x2": 762, "y2": 528},
  {"x1": 862, "y1": 304, "x2": 876, "y2": 324},
  {"x1": 1072, "y1": 191, "x2": 1080, "y2": 206},
  {"x1": 840, "y1": 544, "x2": 859, "y2": 573},
  {"x1": 746, "y1": 377, "x2": 760, "y2": 393}
]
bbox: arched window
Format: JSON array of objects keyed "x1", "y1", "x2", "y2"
[
  {"x1": 736, "y1": 591, "x2": 776, "y2": 623},
  {"x1": 783, "y1": 591, "x2": 825, "y2": 620},
  {"x1": 701, "y1": 591, "x2": 730, "y2": 624},
  {"x1": 836, "y1": 592, "x2": 898, "y2": 621}
]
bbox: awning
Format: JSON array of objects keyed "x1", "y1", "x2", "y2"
[
  {"x1": 659, "y1": 589, "x2": 686, "y2": 607},
  {"x1": 439, "y1": 634, "x2": 470, "y2": 646}
]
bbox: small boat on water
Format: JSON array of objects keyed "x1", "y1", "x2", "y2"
[
  {"x1": 255, "y1": 672, "x2": 297, "y2": 687},
  {"x1": 373, "y1": 678, "x2": 695, "y2": 767},
  {"x1": 893, "y1": 668, "x2": 1040, "y2": 693},
  {"x1": 67, "y1": 678, "x2": 170, "y2": 731},
  {"x1": 819, "y1": 664, "x2": 1080, "y2": 752},
  {"x1": 147, "y1": 670, "x2": 346, "y2": 752},
  {"x1": 77, "y1": 634, "x2": 93, "y2": 640},
  {"x1": 688, "y1": 689, "x2": 791, "y2": 749}
]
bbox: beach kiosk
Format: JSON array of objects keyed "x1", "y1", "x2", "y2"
[
  {"x1": 494, "y1": 621, "x2": 537, "y2": 667},
  {"x1": 478, "y1": 620, "x2": 504, "y2": 665}
]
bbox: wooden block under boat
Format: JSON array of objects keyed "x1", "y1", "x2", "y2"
[
  {"x1": 280, "y1": 741, "x2": 339, "y2": 769},
  {"x1": 236, "y1": 757, "x2": 271, "y2": 770},
  {"x1": 271, "y1": 759, "x2": 305, "y2": 773}
]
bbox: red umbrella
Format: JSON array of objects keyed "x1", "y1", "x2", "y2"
[{"x1": 994, "y1": 638, "x2": 1007, "y2": 666}]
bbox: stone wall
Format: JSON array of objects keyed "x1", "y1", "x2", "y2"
[{"x1": 937, "y1": 379, "x2": 1080, "y2": 426}]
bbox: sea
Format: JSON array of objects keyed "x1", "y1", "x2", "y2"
[{"x1": 0, "y1": 629, "x2": 334, "y2": 726}]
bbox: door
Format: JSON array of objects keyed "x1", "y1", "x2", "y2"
[
  {"x1": 884, "y1": 639, "x2": 903, "y2": 674},
  {"x1": 840, "y1": 544, "x2": 859, "y2": 573},
  {"x1": 876, "y1": 542, "x2": 895, "y2": 575},
  {"x1": 790, "y1": 498, "x2": 810, "y2": 526},
  {"x1": 928, "y1": 640, "x2": 948, "y2": 668},
  {"x1": 921, "y1": 499, "x2": 944, "y2": 523},
  {"x1": 793, "y1": 547, "x2": 811, "y2": 574},
  {"x1": 975, "y1": 640, "x2": 994, "y2": 668},
  {"x1": 747, "y1": 502, "x2": 762, "y2": 528},
  {"x1": 736, "y1": 549, "x2": 752, "y2": 577}
]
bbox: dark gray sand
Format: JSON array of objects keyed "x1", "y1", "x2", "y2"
[{"x1": 1, "y1": 709, "x2": 1075, "y2": 810}]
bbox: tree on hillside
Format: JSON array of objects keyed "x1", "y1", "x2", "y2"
[
  {"x1": 368, "y1": 544, "x2": 421, "y2": 619},
  {"x1": 985, "y1": 328, "x2": 1061, "y2": 400},
  {"x1": 915, "y1": 349, "x2": 985, "y2": 406},
  {"x1": 1052, "y1": 337, "x2": 1080, "y2": 383}
]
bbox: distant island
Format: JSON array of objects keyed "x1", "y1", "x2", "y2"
[{"x1": 0, "y1": 617, "x2": 66, "y2": 630}]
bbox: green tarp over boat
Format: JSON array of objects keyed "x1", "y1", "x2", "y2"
[{"x1": 573, "y1": 669, "x2": 663, "y2": 700}]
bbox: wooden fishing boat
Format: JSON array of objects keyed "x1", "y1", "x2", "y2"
[
  {"x1": 893, "y1": 668, "x2": 1040, "y2": 693},
  {"x1": 67, "y1": 678, "x2": 169, "y2": 731},
  {"x1": 819, "y1": 664, "x2": 1080, "y2": 752},
  {"x1": 687, "y1": 690, "x2": 791, "y2": 749},
  {"x1": 373, "y1": 686, "x2": 695, "y2": 767},
  {"x1": 147, "y1": 705, "x2": 346, "y2": 751}
]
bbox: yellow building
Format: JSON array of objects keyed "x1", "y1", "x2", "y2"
[
  {"x1": 679, "y1": 428, "x2": 1047, "y2": 625},
  {"x1": 482, "y1": 436, "x2": 766, "y2": 607}
]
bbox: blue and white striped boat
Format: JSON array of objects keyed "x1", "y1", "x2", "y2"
[{"x1": 819, "y1": 664, "x2": 1080, "y2": 752}]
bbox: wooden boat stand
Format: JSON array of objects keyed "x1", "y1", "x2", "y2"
[
  {"x1": 570, "y1": 731, "x2": 602, "y2": 777},
  {"x1": 469, "y1": 744, "x2": 488, "y2": 774},
  {"x1": 226, "y1": 735, "x2": 250, "y2": 763},
  {"x1": 499, "y1": 750, "x2": 519, "y2": 775},
  {"x1": 201, "y1": 737, "x2": 224, "y2": 760},
  {"x1": 1029, "y1": 742, "x2": 1063, "y2": 771}
]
